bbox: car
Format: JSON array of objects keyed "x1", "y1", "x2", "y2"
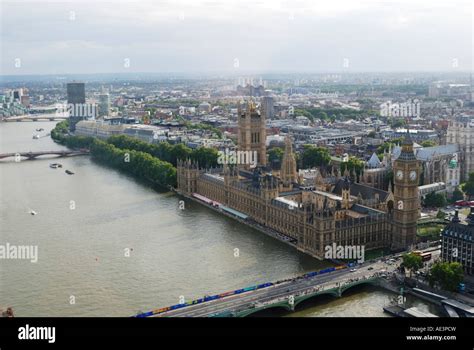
[
  {"x1": 368, "y1": 267, "x2": 374, "y2": 271},
  {"x1": 350, "y1": 269, "x2": 357, "y2": 272}
]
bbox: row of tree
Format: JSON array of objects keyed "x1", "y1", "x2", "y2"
[
  {"x1": 268, "y1": 144, "x2": 332, "y2": 170},
  {"x1": 107, "y1": 135, "x2": 219, "y2": 169},
  {"x1": 50, "y1": 120, "x2": 69, "y2": 143},
  {"x1": 294, "y1": 107, "x2": 376, "y2": 123},
  {"x1": 423, "y1": 192, "x2": 447, "y2": 208},
  {"x1": 340, "y1": 156, "x2": 364, "y2": 177},
  {"x1": 51, "y1": 121, "x2": 223, "y2": 188},
  {"x1": 90, "y1": 139, "x2": 177, "y2": 188},
  {"x1": 402, "y1": 253, "x2": 464, "y2": 292},
  {"x1": 428, "y1": 261, "x2": 464, "y2": 292}
]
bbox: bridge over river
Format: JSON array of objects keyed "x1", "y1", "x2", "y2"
[
  {"x1": 1, "y1": 113, "x2": 68, "y2": 122},
  {"x1": 137, "y1": 259, "x2": 400, "y2": 318},
  {"x1": 0, "y1": 150, "x2": 89, "y2": 161}
]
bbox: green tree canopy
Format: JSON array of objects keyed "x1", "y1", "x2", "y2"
[
  {"x1": 421, "y1": 140, "x2": 437, "y2": 147},
  {"x1": 268, "y1": 147, "x2": 284, "y2": 165},
  {"x1": 340, "y1": 156, "x2": 364, "y2": 177},
  {"x1": 301, "y1": 145, "x2": 331, "y2": 169},
  {"x1": 461, "y1": 173, "x2": 474, "y2": 199},
  {"x1": 451, "y1": 187, "x2": 464, "y2": 203},
  {"x1": 191, "y1": 147, "x2": 219, "y2": 169},
  {"x1": 428, "y1": 261, "x2": 464, "y2": 292},
  {"x1": 423, "y1": 192, "x2": 447, "y2": 208},
  {"x1": 401, "y1": 253, "x2": 423, "y2": 277}
]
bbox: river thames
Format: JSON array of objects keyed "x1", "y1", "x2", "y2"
[{"x1": 0, "y1": 121, "x2": 438, "y2": 317}]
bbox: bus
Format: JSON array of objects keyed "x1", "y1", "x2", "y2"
[
  {"x1": 420, "y1": 252, "x2": 431, "y2": 261},
  {"x1": 413, "y1": 251, "x2": 432, "y2": 262}
]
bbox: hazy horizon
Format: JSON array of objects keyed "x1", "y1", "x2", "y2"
[{"x1": 1, "y1": 0, "x2": 472, "y2": 76}]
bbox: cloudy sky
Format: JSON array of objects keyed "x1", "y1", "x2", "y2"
[{"x1": 1, "y1": 0, "x2": 472, "y2": 75}]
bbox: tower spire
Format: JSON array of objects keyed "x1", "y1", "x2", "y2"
[{"x1": 280, "y1": 135, "x2": 297, "y2": 189}]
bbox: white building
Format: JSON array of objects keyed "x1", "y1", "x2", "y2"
[{"x1": 447, "y1": 115, "x2": 474, "y2": 180}]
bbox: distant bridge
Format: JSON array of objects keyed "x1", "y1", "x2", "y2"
[
  {"x1": 1, "y1": 113, "x2": 69, "y2": 122},
  {"x1": 0, "y1": 150, "x2": 89, "y2": 161}
]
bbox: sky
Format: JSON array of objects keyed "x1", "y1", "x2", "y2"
[{"x1": 1, "y1": 0, "x2": 472, "y2": 75}]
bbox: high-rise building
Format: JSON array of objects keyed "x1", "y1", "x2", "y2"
[
  {"x1": 237, "y1": 100, "x2": 267, "y2": 168},
  {"x1": 98, "y1": 93, "x2": 110, "y2": 117},
  {"x1": 392, "y1": 131, "x2": 421, "y2": 250},
  {"x1": 67, "y1": 82, "x2": 86, "y2": 132},
  {"x1": 261, "y1": 96, "x2": 274, "y2": 120}
]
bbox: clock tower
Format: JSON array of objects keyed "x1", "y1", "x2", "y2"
[{"x1": 392, "y1": 131, "x2": 420, "y2": 250}]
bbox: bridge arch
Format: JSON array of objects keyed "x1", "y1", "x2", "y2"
[
  {"x1": 239, "y1": 303, "x2": 292, "y2": 317},
  {"x1": 293, "y1": 289, "x2": 340, "y2": 308},
  {"x1": 339, "y1": 278, "x2": 380, "y2": 295}
]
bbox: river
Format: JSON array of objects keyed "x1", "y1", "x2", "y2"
[{"x1": 0, "y1": 121, "x2": 438, "y2": 317}]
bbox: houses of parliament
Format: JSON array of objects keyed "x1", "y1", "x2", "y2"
[{"x1": 177, "y1": 101, "x2": 421, "y2": 259}]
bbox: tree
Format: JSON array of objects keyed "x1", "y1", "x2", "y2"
[
  {"x1": 428, "y1": 262, "x2": 464, "y2": 292},
  {"x1": 391, "y1": 118, "x2": 406, "y2": 128},
  {"x1": 421, "y1": 140, "x2": 437, "y2": 147},
  {"x1": 268, "y1": 147, "x2": 284, "y2": 166},
  {"x1": 401, "y1": 253, "x2": 423, "y2": 278},
  {"x1": 301, "y1": 145, "x2": 330, "y2": 169},
  {"x1": 461, "y1": 173, "x2": 474, "y2": 199},
  {"x1": 423, "y1": 192, "x2": 447, "y2": 208},
  {"x1": 451, "y1": 187, "x2": 464, "y2": 203},
  {"x1": 191, "y1": 147, "x2": 219, "y2": 169},
  {"x1": 376, "y1": 138, "x2": 404, "y2": 156},
  {"x1": 340, "y1": 156, "x2": 364, "y2": 179},
  {"x1": 89, "y1": 139, "x2": 177, "y2": 188}
]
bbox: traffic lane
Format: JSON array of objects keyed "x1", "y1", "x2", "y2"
[
  {"x1": 154, "y1": 267, "x2": 353, "y2": 317},
  {"x1": 168, "y1": 266, "x2": 398, "y2": 317},
  {"x1": 156, "y1": 261, "x2": 400, "y2": 317},
  {"x1": 159, "y1": 265, "x2": 397, "y2": 317},
  {"x1": 191, "y1": 272, "x2": 391, "y2": 317}
]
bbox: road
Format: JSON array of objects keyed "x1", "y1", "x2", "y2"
[{"x1": 154, "y1": 258, "x2": 401, "y2": 317}]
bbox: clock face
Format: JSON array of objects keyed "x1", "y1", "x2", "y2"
[
  {"x1": 396, "y1": 170, "x2": 403, "y2": 180},
  {"x1": 410, "y1": 170, "x2": 417, "y2": 181}
]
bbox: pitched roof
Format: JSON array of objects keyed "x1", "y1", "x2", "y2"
[
  {"x1": 393, "y1": 143, "x2": 459, "y2": 161},
  {"x1": 416, "y1": 144, "x2": 460, "y2": 161},
  {"x1": 333, "y1": 179, "x2": 389, "y2": 202},
  {"x1": 367, "y1": 152, "x2": 382, "y2": 168}
]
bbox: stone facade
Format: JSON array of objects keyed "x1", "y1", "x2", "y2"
[
  {"x1": 176, "y1": 101, "x2": 420, "y2": 259},
  {"x1": 447, "y1": 115, "x2": 474, "y2": 181}
]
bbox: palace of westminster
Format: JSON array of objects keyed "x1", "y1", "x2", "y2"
[{"x1": 177, "y1": 101, "x2": 421, "y2": 259}]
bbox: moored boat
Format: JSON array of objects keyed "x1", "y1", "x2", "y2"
[{"x1": 49, "y1": 163, "x2": 63, "y2": 169}]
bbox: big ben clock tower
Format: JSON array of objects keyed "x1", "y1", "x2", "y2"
[{"x1": 392, "y1": 130, "x2": 420, "y2": 250}]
